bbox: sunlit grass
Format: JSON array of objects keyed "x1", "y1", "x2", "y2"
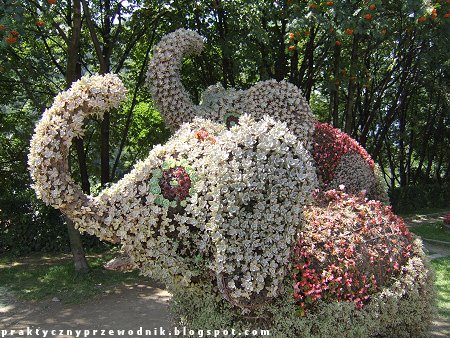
[{"x1": 431, "y1": 256, "x2": 450, "y2": 319}]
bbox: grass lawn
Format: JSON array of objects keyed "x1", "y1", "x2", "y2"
[
  {"x1": 0, "y1": 250, "x2": 145, "y2": 304},
  {"x1": 409, "y1": 222, "x2": 450, "y2": 243},
  {"x1": 431, "y1": 256, "x2": 450, "y2": 319}
]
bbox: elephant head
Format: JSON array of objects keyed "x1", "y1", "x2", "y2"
[{"x1": 28, "y1": 71, "x2": 317, "y2": 309}]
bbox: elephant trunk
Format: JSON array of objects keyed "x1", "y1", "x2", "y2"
[
  {"x1": 147, "y1": 29, "x2": 204, "y2": 131},
  {"x1": 28, "y1": 74, "x2": 126, "y2": 241}
]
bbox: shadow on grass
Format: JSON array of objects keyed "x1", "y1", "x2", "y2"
[
  {"x1": 0, "y1": 251, "x2": 145, "y2": 304},
  {"x1": 410, "y1": 222, "x2": 450, "y2": 243}
]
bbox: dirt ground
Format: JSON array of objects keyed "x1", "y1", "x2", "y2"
[{"x1": 1, "y1": 282, "x2": 172, "y2": 338}]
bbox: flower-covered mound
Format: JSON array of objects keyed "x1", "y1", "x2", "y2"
[
  {"x1": 292, "y1": 189, "x2": 413, "y2": 313},
  {"x1": 28, "y1": 28, "x2": 435, "y2": 337}
]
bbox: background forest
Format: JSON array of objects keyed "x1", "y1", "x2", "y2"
[{"x1": 0, "y1": 0, "x2": 449, "y2": 255}]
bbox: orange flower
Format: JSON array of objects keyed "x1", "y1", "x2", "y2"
[
  {"x1": 364, "y1": 13, "x2": 373, "y2": 21},
  {"x1": 444, "y1": 13, "x2": 450, "y2": 19},
  {"x1": 36, "y1": 20, "x2": 46, "y2": 27},
  {"x1": 288, "y1": 45, "x2": 296, "y2": 52},
  {"x1": 325, "y1": 1, "x2": 334, "y2": 5},
  {"x1": 309, "y1": 3, "x2": 317, "y2": 10},
  {"x1": 345, "y1": 28, "x2": 354, "y2": 35},
  {"x1": 47, "y1": 0, "x2": 57, "y2": 4},
  {"x1": 304, "y1": 30, "x2": 310, "y2": 36},
  {"x1": 289, "y1": 32, "x2": 295, "y2": 40},
  {"x1": 335, "y1": 40, "x2": 342, "y2": 46},
  {"x1": 10, "y1": 29, "x2": 19, "y2": 37},
  {"x1": 369, "y1": 4, "x2": 376, "y2": 10},
  {"x1": 0, "y1": 24, "x2": 6, "y2": 31}
]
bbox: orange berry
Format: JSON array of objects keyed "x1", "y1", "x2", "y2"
[
  {"x1": 36, "y1": 20, "x2": 46, "y2": 27},
  {"x1": 418, "y1": 16, "x2": 427, "y2": 23},
  {"x1": 47, "y1": 0, "x2": 57, "y2": 4},
  {"x1": 431, "y1": 9, "x2": 438, "y2": 19},
  {"x1": 364, "y1": 13, "x2": 373, "y2": 21},
  {"x1": 5, "y1": 35, "x2": 17, "y2": 44},
  {"x1": 309, "y1": 3, "x2": 317, "y2": 10},
  {"x1": 335, "y1": 40, "x2": 342, "y2": 46},
  {"x1": 369, "y1": 4, "x2": 376, "y2": 10},
  {"x1": 289, "y1": 32, "x2": 295, "y2": 40},
  {"x1": 345, "y1": 28, "x2": 354, "y2": 35},
  {"x1": 288, "y1": 45, "x2": 296, "y2": 52},
  {"x1": 0, "y1": 24, "x2": 6, "y2": 31}
]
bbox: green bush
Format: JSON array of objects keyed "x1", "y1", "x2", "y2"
[
  {"x1": 390, "y1": 183, "x2": 450, "y2": 214},
  {"x1": 0, "y1": 194, "x2": 108, "y2": 256},
  {"x1": 0, "y1": 195, "x2": 68, "y2": 255}
]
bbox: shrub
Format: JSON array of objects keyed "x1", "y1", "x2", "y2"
[{"x1": 292, "y1": 190, "x2": 413, "y2": 313}]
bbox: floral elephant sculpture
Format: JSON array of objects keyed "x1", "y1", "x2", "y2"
[{"x1": 29, "y1": 29, "x2": 434, "y2": 337}]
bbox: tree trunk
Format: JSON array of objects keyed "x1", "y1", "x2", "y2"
[
  {"x1": 344, "y1": 34, "x2": 359, "y2": 134},
  {"x1": 65, "y1": 0, "x2": 90, "y2": 273},
  {"x1": 330, "y1": 43, "x2": 341, "y2": 127}
]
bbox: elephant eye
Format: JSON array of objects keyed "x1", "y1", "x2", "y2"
[
  {"x1": 224, "y1": 112, "x2": 240, "y2": 129},
  {"x1": 149, "y1": 159, "x2": 198, "y2": 208}
]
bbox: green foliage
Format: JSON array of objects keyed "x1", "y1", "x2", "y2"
[
  {"x1": 0, "y1": 196, "x2": 68, "y2": 255},
  {"x1": 390, "y1": 184, "x2": 450, "y2": 214},
  {"x1": 0, "y1": 251, "x2": 143, "y2": 303}
]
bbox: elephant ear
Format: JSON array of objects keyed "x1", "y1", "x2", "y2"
[
  {"x1": 28, "y1": 74, "x2": 126, "y2": 242},
  {"x1": 147, "y1": 29, "x2": 206, "y2": 131},
  {"x1": 232, "y1": 80, "x2": 316, "y2": 146},
  {"x1": 207, "y1": 114, "x2": 318, "y2": 309}
]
